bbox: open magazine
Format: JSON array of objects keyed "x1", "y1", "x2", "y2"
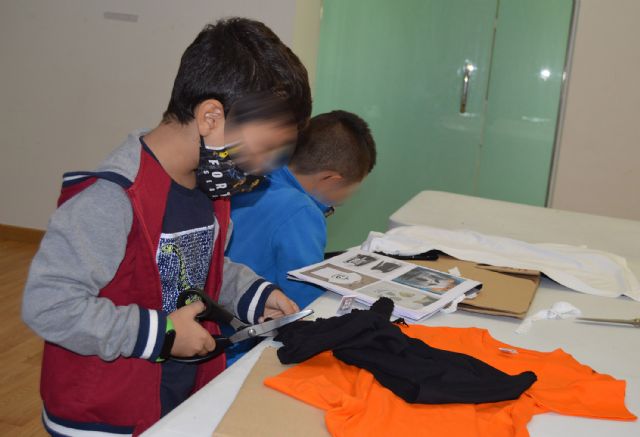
[{"x1": 288, "y1": 249, "x2": 482, "y2": 321}]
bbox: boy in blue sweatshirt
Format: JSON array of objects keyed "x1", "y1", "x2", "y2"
[{"x1": 225, "y1": 111, "x2": 376, "y2": 363}]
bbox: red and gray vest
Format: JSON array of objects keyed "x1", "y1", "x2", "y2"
[{"x1": 41, "y1": 147, "x2": 229, "y2": 436}]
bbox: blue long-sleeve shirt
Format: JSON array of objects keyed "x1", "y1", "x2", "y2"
[{"x1": 226, "y1": 166, "x2": 329, "y2": 311}]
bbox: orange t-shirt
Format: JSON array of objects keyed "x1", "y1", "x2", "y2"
[{"x1": 264, "y1": 326, "x2": 636, "y2": 437}]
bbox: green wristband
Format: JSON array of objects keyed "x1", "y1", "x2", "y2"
[
  {"x1": 156, "y1": 318, "x2": 176, "y2": 363},
  {"x1": 165, "y1": 317, "x2": 175, "y2": 333}
]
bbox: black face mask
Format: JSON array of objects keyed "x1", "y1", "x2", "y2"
[
  {"x1": 194, "y1": 92, "x2": 296, "y2": 200},
  {"x1": 195, "y1": 136, "x2": 263, "y2": 199}
]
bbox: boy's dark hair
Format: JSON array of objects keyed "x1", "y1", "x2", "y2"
[
  {"x1": 163, "y1": 18, "x2": 311, "y2": 129},
  {"x1": 290, "y1": 110, "x2": 376, "y2": 182}
]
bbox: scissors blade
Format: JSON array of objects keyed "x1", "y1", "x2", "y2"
[
  {"x1": 576, "y1": 316, "x2": 640, "y2": 328},
  {"x1": 229, "y1": 309, "x2": 314, "y2": 343}
]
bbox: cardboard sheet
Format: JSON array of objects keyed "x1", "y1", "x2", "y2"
[
  {"x1": 213, "y1": 347, "x2": 329, "y2": 437},
  {"x1": 411, "y1": 255, "x2": 540, "y2": 318}
]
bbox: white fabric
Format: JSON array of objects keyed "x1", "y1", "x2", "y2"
[
  {"x1": 361, "y1": 226, "x2": 640, "y2": 301},
  {"x1": 516, "y1": 301, "x2": 582, "y2": 334}
]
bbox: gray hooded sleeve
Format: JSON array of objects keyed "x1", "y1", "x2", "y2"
[
  {"x1": 217, "y1": 220, "x2": 279, "y2": 324},
  {"x1": 21, "y1": 180, "x2": 169, "y2": 362},
  {"x1": 22, "y1": 180, "x2": 279, "y2": 362}
]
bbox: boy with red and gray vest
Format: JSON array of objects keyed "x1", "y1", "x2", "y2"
[{"x1": 22, "y1": 18, "x2": 310, "y2": 436}]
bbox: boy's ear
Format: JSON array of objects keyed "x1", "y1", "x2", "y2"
[
  {"x1": 318, "y1": 170, "x2": 343, "y2": 183},
  {"x1": 194, "y1": 99, "x2": 225, "y2": 140}
]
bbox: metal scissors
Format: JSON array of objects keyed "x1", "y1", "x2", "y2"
[
  {"x1": 172, "y1": 288, "x2": 313, "y2": 363},
  {"x1": 576, "y1": 316, "x2": 640, "y2": 328}
]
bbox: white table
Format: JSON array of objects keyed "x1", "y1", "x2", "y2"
[{"x1": 143, "y1": 191, "x2": 640, "y2": 437}]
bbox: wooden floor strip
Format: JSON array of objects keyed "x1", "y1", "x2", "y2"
[{"x1": 0, "y1": 239, "x2": 46, "y2": 436}]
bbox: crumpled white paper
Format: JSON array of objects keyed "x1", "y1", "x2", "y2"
[{"x1": 516, "y1": 301, "x2": 582, "y2": 334}]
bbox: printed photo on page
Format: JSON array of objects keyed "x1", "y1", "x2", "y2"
[{"x1": 288, "y1": 249, "x2": 482, "y2": 320}]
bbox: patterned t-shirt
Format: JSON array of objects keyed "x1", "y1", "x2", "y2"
[{"x1": 141, "y1": 140, "x2": 216, "y2": 416}]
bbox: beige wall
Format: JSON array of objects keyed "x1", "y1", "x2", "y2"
[
  {"x1": 549, "y1": 0, "x2": 640, "y2": 220},
  {"x1": 293, "y1": 0, "x2": 322, "y2": 94},
  {"x1": 0, "y1": 0, "x2": 321, "y2": 230},
  {"x1": 8, "y1": 0, "x2": 638, "y2": 230}
]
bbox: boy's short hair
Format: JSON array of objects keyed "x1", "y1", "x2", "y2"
[
  {"x1": 290, "y1": 110, "x2": 376, "y2": 182},
  {"x1": 163, "y1": 18, "x2": 311, "y2": 129}
]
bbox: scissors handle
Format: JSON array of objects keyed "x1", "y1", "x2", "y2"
[
  {"x1": 177, "y1": 289, "x2": 239, "y2": 326},
  {"x1": 170, "y1": 335, "x2": 233, "y2": 364}
]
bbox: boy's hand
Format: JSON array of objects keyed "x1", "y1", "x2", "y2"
[
  {"x1": 259, "y1": 289, "x2": 300, "y2": 322},
  {"x1": 168, "y1": 302, "x2": 217, "y2": 357}
]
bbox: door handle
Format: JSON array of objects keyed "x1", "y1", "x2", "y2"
[{"x1": 460, "y1": 62, "x2": 475, "y2": 113}]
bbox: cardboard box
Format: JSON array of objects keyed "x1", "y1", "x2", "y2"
[
  {"x1": 213, "y1": 347, "x2": 329, "y2": 437},
  {"x1": 411, "y1": 255, "x2": 540, "y2": 319}
]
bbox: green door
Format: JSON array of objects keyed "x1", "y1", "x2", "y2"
[
  {"x1": 476, "y1": 0, "x2": 573, "y2": 205},
  {"x1": 314, "y1": 0, "x2": 573, "y2": 251}
]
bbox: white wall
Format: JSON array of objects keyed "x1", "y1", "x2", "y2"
[
  {"x1": 0, "y1": 0, "x2": 321, "y2": 229},
  {"x1": 549, "y1": 0, "x2": 640, "y2": 220}
]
